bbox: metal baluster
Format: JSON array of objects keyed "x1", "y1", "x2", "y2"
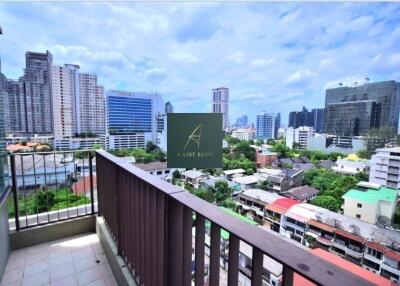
[
  {"x1": 10, "y1": 155, "x2": 20, "y2": 231},
  {"x1": 20, "y1": 155, "x2": 28, "y2": 227},
  {"x1": 53, "y1": 153, "x2": 59, "y2": 221}
]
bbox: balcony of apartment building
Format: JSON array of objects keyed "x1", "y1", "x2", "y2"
[
  {"x1": 0, "y1": 150, "x2": 375, "y2": 286},
  {"x1": 388, "y1": 159, "x2": 400, "y2": 169},
  {"x1": 381, "y1": 255, "x2": 400, "y2": 279},
  {"x1": 332, "y1": 230, "x2": 364, "y2": 261}
]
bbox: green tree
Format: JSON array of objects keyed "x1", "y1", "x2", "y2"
[
  {"x1": 92, "y1": 143, "x2": 102, "y2": 150},
  {"x1": 145, "y1": 141, "x2": 159, "y2": 153},
  {"x1": 214, "y1": 180, "x2": 232, "y2": 204},
  {"x1": 311, "y1": 196, "x2": 341, "y2": 212},
  {"x1": 194, "y1": 188, "x2": 216, "y2": 203},
  {"x1": 234, "y1": 141, "x2": 256, "y2": 161}
]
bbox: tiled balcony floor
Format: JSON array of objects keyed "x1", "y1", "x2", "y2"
[{"x1": 0, "y1": 233, "x2": 117, "y2": 286}]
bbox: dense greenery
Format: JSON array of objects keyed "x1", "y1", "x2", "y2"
[
  {"x1": 223, "y1": 153, "x2": 256, "y2": 175},
  {"x1": 8, "y1": 188, "x2": 89, "y2": 218},
  {"x1": 305, "y1": 168, "x2": 364, "y2": 212},
  {"x1": 108, "y1": 142, "x2": 166, "y2": 163}
]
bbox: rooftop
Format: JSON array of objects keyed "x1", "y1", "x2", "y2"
[
  {"x1": 135, "y1": 161, "x2": 167, "y2": 171},
  {"x1": 343, "y1": 186, "x2": 398, "y2": 204},
  {"x1": 240, "y1": 189, "x2": 283, "y2": 204},
  {"x1": 222, "y1": 168, "x2": 245, "y2": 175},
  {"x1": 232, "y1": 175, "x2": 261, "y2": 185},
  {"x1": 182, "y1": 170, "x2": 205, "y2": 179},
  {"x1": 282, "y1": 186, "x2": 320, "y2": 201},
  {"x1": 202, "y1": 177, "x2": 238, "y2": 189}
]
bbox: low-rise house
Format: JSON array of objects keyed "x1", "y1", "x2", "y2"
[
  {"x1": 264, "y1": 197, "x2": 300, "y2": 233},
  {"x1": 236, "y1": 189, "x2": 283, "y2": 221},
  {"x1": 232, "y1": 175, "x2": 264, "y2": 190},
  {"x1": 200, "y1": 177, "x2": 242, "y2": 196},
  {"x1": 281, "y1": 185, "x2": 320, "y2": 202},
  {"x1": 332, "y1": 154, "x2": 370, "y2": 176},
  {"x1": 222, "y1": 168, "x2": 245, "y2": 180},
  {"x1": 182, "y1": 170, "x2": 207, "y2": 187},
  {"x1": 135, "y1": 161, "x2": 183, "y2": 180},
  {"x1": 342, "y1": 182, "x2": 398, "y2": 225},
  {"x1": 292, "y1": 162, "x2": 315, "y2": 171},
  {"x1": 258, "y1": 168, "x2": 304, "y2": 193},
  {"x1": 254, "y1": 144, "x2": 278, "y2": 168},
  {"x1": 318, "y1": 160, "x2": 335, "y2": 169}
]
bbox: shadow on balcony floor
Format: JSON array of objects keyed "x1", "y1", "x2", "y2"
[{"x1": 0, "y1": 233, "x2": 117, "y2": 286}]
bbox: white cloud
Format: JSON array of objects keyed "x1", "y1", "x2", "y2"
[{"x1": 286, "y1": 69, "x2": 316, "y2": 85}]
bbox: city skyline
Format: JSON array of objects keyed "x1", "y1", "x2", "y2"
[{"x1": 1, "y1": 3, "x2": 400, "y2": 124}]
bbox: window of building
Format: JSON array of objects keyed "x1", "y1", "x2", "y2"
[
  {"x1": 156, "y1": 171, "x2": 162, "y2": 175},
  {"x1": 356, "y1": 214, "x2": 361, "y2": 219},
  {"x1": 357, "y1": 203, "x2": 362, "y2": 208}
]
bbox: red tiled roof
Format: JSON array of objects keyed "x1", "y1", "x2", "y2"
[
  {"x1": 308, "y1": 219, "x2": 335, "y2": 233},
  {"x1": 366, "y1": 241, "x2": 389, "y2": 253},
  {"x1": 384, "y1": 249, "x2": 400, "y2": 262},
  {"x1": 308, "y1": 248, "x2": 392, "y2": 286},
  {"x1": 271, "y1": 197, "x2": 300, "y2": 210},
  {"x1": 335, "y1": 229, "x2": 365, "y2": 244},
  {"x1": 265, "y1": 204, "x2": 288, "y2": 215}
]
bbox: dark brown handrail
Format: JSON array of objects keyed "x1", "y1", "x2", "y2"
[{"x1": 96, "y1": 149, "x2": 373, "y2": 286}]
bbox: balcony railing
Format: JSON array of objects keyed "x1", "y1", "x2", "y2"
[
  {"x1": 9, "y1": 150, "x2": 96, "y2": 230},
  {"x1": 96, "y1": 150, "x2": 372, "y2": 286}
]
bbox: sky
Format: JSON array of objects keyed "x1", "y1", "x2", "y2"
[{"x1": 0, "y1": 2, "x2": 400, "y2": 125}]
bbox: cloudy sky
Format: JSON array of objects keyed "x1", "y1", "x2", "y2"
[{"x1": 1, "y1": 2, "x2": 400, "y2": 125}]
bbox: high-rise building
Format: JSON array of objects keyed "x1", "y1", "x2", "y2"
[
  {"x1": 324, "y1": 101, "x2": 380, "y2": 136},
  {"x1": 324, "y1": 80, "x2": 400, "y2": 136},
  {"x1": 256, "y1": 111, "x2": 276, "y2": 140},
  {"x1": 369, "y1": 147, "x2": 400, "y2": 190},
  {"x1": 288, "y1": 106, "x2": 314, "y2": 129},
  {"x1": 22, "y1": 51, "x2": 53, "y2": 135},
  {"x1": 51, "y1": 64, "x2": 80, "y2": 139},
  {"x1": 212, "y1": 87, "x2": 229, "y2": 130},
  {"x1": 235, "y1": 115, "x2": 248, "y2": 127},
  {"x1": 275, "y1": 113, "x2": 281, "y2": 139},
  {"x1": 312, "y1": 108, "x2": 324, "y2": 133},
  {"x1": 103, "y1": 91, "x2": 165, "y2": 150},
  {"x1": 78, "y1": 73, "x2": 105, "y2": 135},
  {"x1": 165, "y1": 101, "x2": 174, "y2": 113},
  {"x1": 4, "y1": 80, "x2": 25, "y2": 133}
]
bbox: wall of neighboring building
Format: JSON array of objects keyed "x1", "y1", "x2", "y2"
[
  {"x1": 342, "y1": 198, "x2": 377, "y2": 224},
  {"x1": 0, "y1": 194, "x2": 10, "y2": 280}
]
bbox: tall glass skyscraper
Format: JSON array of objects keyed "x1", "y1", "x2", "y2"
[
  {"x1": 104, "y1": 91, "x2": 165, "y2": 150},
  {"x1": 256, "y1": 111, "x2": 276, "y2": 140}
]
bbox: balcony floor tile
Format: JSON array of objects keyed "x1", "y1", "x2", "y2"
[{"x1": 1, "y1": 234, "x2": 117, "y2": 286}]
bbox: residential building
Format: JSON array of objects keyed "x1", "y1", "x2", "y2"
[
  {"x1": 342, "y1": 182, "x2": 398, "y2": 225},
  {"x1": 200, "y1": 177, "x2": 241, "y2": 195},
  {"x1": 281, "y1": 185, "x2": 320, "y2": 202},
  {"x1": 135, "y1": 161, "x2": 183, "y2": 181},
  {"x1": 78, "y1": 73, "x2": 105, "y2": 135},
  {"x1": 324, "y1": 80, "x2": 400, "y2": 136},
  {"x1": 370, "y1": 147, "x2": 400, "y2": 189},
  {"x1": 3, "y1": 79, "x2": 25, "y2": 134},
  {"x1": 222, "y1": 168, "x2": 245, "y2": 180},
  {"x1": 212, "y1": 87, "x2": 229, "y2": 130},
  {"x1": 103, "y1": 91, "x2": 165, "y2": 150},
  {"x1": 312, "y1": 108, "x2": 324, "y2": 133},
  {"x1": 51, "y1": 64, "x2": 80, "y2": 139},
  {"x1": 256, "y1": 111, "x2": 277, "y2": 140},
  {"x1": 254, "y1": 144, "x2": 278, "y2": 168},
  {"x1": 181, "y1": 170, "x2": 207, "y2": 187},
  {"x1": 165, "y1": 101, "x2": 174, "y2": 113},
  {"x1": 21, "y1": 51, "x2": 53, "y2": 135},
  {"x1": 54, "y1": 137, "x2": 102, "y2": 150},
  {"x1": 237, "y1": 188, "x2": 283, "y2": 220},
  {"x1": 332, "y1": 154, "x2": 370, "y2": 176},
  {"x1": 233, "y1": 175, "x2": 263, "y2": 190},
  {"x1": 285, "y1": 126, "x2": 315, "y2": 149},
  {"x1": 258, "y1": 168, "x2": 304, "y2": 193},
  {"x1": 231, "y1": 128, "x2": 255, "y2": 141}
]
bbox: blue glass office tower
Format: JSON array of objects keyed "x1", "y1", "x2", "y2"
[{"x1": 104, "y1": 91, "x2": 165, "y2": 150}]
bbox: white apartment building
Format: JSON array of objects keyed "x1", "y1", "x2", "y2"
[
  {"x1": 78, "y1": 73, "x2": 106, "y2": 136},
  {"x1": 212, "y1": 87, "x2": 229, "y2": 130},
  {"x1": 51, "y1": 64, "x2": 80, "y2": 139},
  {"x1": 231, "y1": 128, "x2": 256, "y2": 141},
  {"x1": 370, "y1": 147, "x2": 400, "y2": 189},
  {"x1": 285, "y1": 126, "x2": 315, "y2": 149}
]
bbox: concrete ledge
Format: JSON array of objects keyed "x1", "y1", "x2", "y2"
[
  {"x1": 96, "y1": 216, "x2": 137, "y2": 286},
  {"x1": 10, "y1": 215, "x2": 95, "y2": 250}
]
